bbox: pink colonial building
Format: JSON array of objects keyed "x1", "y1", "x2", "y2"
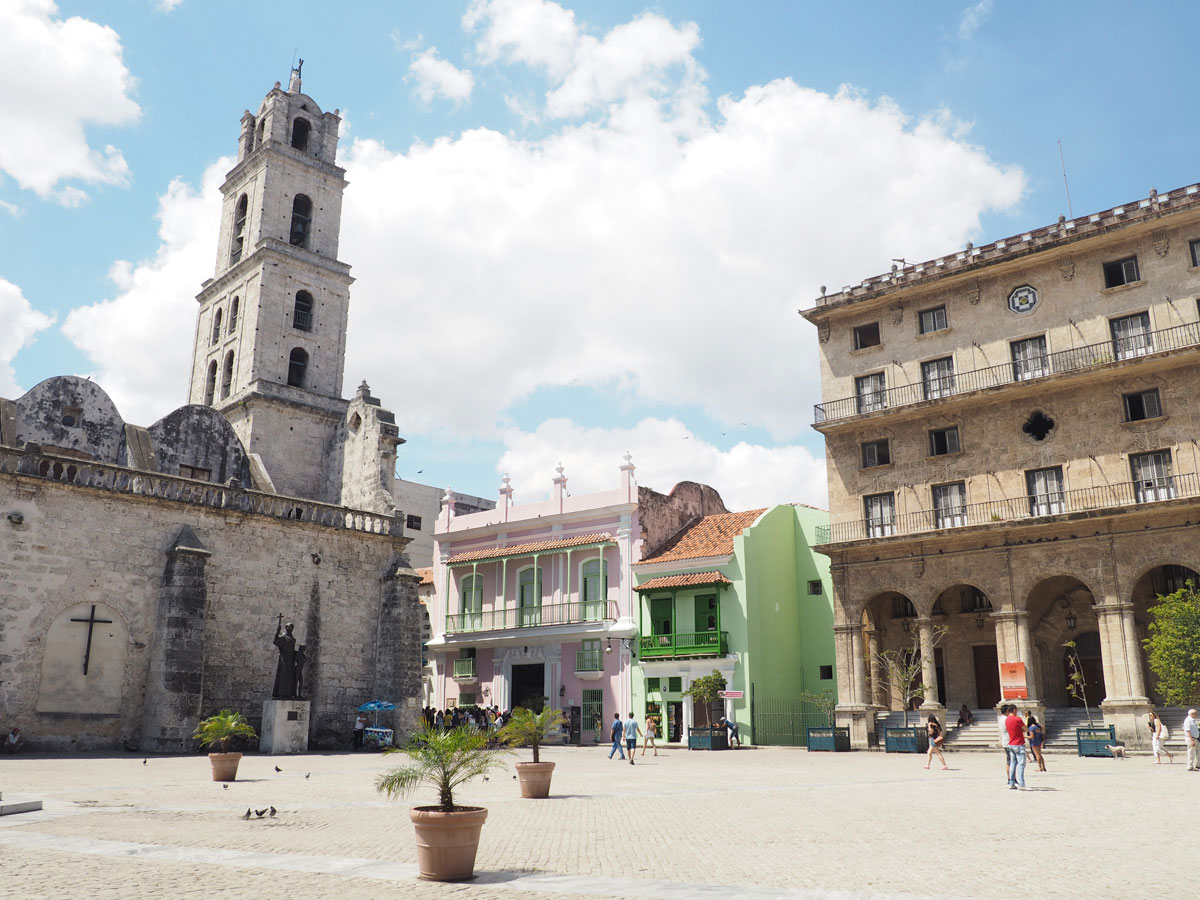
[{"x1": 428, "y1": 458, "x2": 729, "y2": 743}]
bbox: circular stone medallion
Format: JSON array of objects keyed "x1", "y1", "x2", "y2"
[{"x1": 1008, "y1": 285, "x2": 1038, "y2": 314}]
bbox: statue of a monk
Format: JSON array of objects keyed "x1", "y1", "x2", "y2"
[{"x1": 272, "y1": 619, "x2": 297, "y2": 699}]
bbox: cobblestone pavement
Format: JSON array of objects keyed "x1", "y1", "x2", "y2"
[{"x1": 0, "y1": 744, "x2": 1187, "y2": 899}]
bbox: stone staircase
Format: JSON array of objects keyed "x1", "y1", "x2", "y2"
[{"x1": 942, "y1": 711, "x2": 999, "y2": 751}]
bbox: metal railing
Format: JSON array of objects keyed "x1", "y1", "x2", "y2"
[
  {"x1": 452, "y1": 658, "x2": 477, "y2": 678},
  {"x1": 445, "y1": 600, "x2": 615, "y2": 634},
  {"x1": 814, "y1": 321, "x2": 1200, "y2": 424},
  {"x1": 815, "y1": 472, "x2": 1200, "y2": 544},
  {"x1": 575, "y1": 649, "x2": 603, "y2": 672},
  {"x1": 0, "y1": 446, "x2": 402, "y2": 536},
  {"x1": 638, "y1": 631, "x2": 728, "y2": 659}
]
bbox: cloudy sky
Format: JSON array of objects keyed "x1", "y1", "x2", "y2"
[{"x1": 2, "y1": 0, "x2": 1194, "y2": 511}]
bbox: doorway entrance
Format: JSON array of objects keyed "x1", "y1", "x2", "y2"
[
  {"x1": 667, "y1": 701, "x2": 683, "y2": 742},
  {"x1": 511, "y1": 663, "x2": 545, "y2": 712},
  {"x1": 1063, "y1": 632, "x2": 1104, "y2": 707},
  {"x1": 973, "y1": 644, "x2": 1000, "y2": 708}
]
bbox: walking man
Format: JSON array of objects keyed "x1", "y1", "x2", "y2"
[
  {"x1": 608, "y1": 712, "x2": 625, "y2": 760},
  {"x1": 1004, "y1": 704, "x2": 1027, "y2": 789},
  {"x1": 998, "y1": 704, "x2": 1013, "y2": 780},
  {"x1": 1184, "y1": 709, "x2": 1200, "y2": 771},
  {"x1": 624, "y1": 712, "x2": 641, "y2": 765}
]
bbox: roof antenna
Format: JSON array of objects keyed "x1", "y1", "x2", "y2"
[{"x1": 1057, "y1": 139, "x2": 1074, "y2": 219}]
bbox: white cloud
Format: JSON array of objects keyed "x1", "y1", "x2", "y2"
[
  {"x1": 407, "y1": 47, "x2": 475, "y2": 106},
  {"x1": 60, "y1": 158, "x2": 228, "y2": 425},
  {"x1": 0, "y1": 277, "x2": 55, "y2": 397},
  {"x1": 496, "y1": 418, "x2": 828, "y2": 511},
  {"x1": 958, "y1": 0, "x2": 993, "y2": 39},
  {"x1": 0, "y1": 0, "x2": 139, "y2": 204}
]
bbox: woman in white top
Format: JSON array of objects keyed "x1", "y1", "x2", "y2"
[
  {"x1": 641, "y1": 716, "x2": 659, "y2": 756},
  {"x1": 1149, "y1": 711, "x2": 1174, "y2": 764}
]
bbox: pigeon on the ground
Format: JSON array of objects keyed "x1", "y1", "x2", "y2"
[
  {"x1": 305, "y1": 773, "x2": 310, "y2": 779},
  {"x1": 483, "y1": 776, "x2": 489, "y2": 781},
  {"x1": 242, "y1": 809, "x2": 251, "y2": 819},
  {"x1": 142, "y1": 759, "x2": 147, "y2": 765},
  {"x1": 512, "y1": 775, "x2": 517, "y2": 780},
  {"x1": 222, "y1": 784, "x2": 228, "y2": 790},
  {"x1": 254, "y1": 808, "x2": 267, "y2": 818},
  {"x1": 269, "y1": 806, "x2": 277, "y2": 817},
  {"x1": 274, "y1": 766, "x2": 282, "y2": 773}
]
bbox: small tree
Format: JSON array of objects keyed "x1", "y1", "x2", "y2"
[
  {"x1": 376, "y1": 724, "x2": 508, "y2": 812},
  {"x1": 872, "y1": 625, "x2": 947, "y2": 726},
  {"x1": 684, "y1": 669, "x2": 727, "y2": 727},
  {"x1": 500, "y1": 705, "x2": 566, "y2": 763},
  {"x1": 1144, "y1": 583, "x2": 1200, "y2": 706},
  {"x1": 193, "y1": 709, "x2": 257, "y2": 752},
  {"x1": 797, "y1": 689, "x2": 836, "y2": 727},
  {"x1": 1063, "y1": 640, "x2": 1095, "y2": 729}
]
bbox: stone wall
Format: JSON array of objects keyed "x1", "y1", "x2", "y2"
[{"x1": 636, "y1": 482, "x2": 729, "y2": 558}]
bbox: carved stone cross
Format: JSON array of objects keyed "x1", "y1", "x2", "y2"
[{"x1": 70, "y1": 604, "x2": 113, "y2": 675}]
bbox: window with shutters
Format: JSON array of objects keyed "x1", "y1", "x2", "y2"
[{"x1": 1123, "y1": 388, "x2": 1162, "y2": 421}]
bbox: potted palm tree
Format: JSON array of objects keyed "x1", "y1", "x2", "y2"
[
  {"x1": 500, "y1": 705, "x2": 566, "y2": 799},
  {"x1": 376, "y1": 724, "x2": 508, "y2": 882},
  {"x1": 193, "y1": 709, "x2": 257, "y2": 782}
]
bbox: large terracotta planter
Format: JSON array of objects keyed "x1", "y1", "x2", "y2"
[
  {"x1": 208, "y1": 751, "x2": 243, "y2": 782},
  {"x1": 515, "y1": 761, "x2": 556, "y2": 798},
  {"x1": 409, "y1": 806, "x2": 488, "y2": 881}
]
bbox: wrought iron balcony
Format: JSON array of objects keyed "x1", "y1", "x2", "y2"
[
  {"x1": 638, "y1": 630, "x2": 728, "y2": 659},
  {"x1": 451, "y1": 658, "x2": 477, "y2": 678},
  {"x1": 575, "y1": 649, "x2": 603, "y2": 672},
  {"x1": 445, "y1": 600, "x2": 615, "y2": 635},
  {"x1": 815, "y1": 472, "x2": 1200, "y2": 545},
  {"x1": 813, "y1": 321, "x2": 1200, "y2": 425}
]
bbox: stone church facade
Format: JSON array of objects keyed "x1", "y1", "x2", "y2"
[
  {"x1": 0, "y1": 68, "x2": 423, "y2": 752},
  {"x1": 802, "y1": 183, "x2": 1200, "y2": 749}
]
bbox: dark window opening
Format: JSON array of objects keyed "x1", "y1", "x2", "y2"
[
  {"x1": 929, "y1": 426, "x2": 960, "y2": 456},
  {"x1": 204, "y1": 361, "x2": 217, "y2": 405},
  {"x1": 1103, "y1": 256, "x2": 1140, "y2": 288},
  {"x1": 819, "y1": 665, "x2": 834, "y2": 680},
  {"x1": 891, "y1": 596, "x2": 917, "y2": 619},
  {"x1": 293, "y1": 291, "x2": 314, "y2": 331},
  {"x1": 1022, "y1": 410, "x2": 1055, "y2": 441},
  {"x1": 291, "y1": 117, "x2": 311, "y2": 152},
  {"x1": 1124, "y1": 388, "x2": 1162, "y2": 422},
  {"x1": 807, "y1": 580, "x2": 823, "y2": 595},
  {"x1": 256, "y1": 116, "x2": 267, "y2": 147},
  {"x1": 646, "y1": 677, "x2": 660, "y2": 692},
  {"x1": 229, "y1": 296, "x2": 240, "y2": 331},
  {"x1": 958, "y1": 589, "x2": 992, "y2": 613},
  {"x1": 1151, "y1": 564, "x2": 1198, "y2": 596},
  {"x1": 61, "y1": 406, "x2": 82, "y2": 428},
  {"x1": 230, "y1": 194, "x2": 248, "y2": 264},
  {"x1": 853, "y1": 322, "x2": 880, "y2": 349},
  {"x1": 221, "y1": 351, "x2": 234, "y2": 399},
  {"x1": 406, "y1": 514, "x2": 423, "y2": 531},
  {"x1": 668, "y1": 676, "x2": 682, "y2": 693},
  {"x1": 287, "y1": 348, "x2": 309, "y2": 388},
  {"x1": 179, "y1": 464, "x2": 211, "y2": 481},
  {"x1": 244, "y1": 116, "x2": 256, "y2": 155},
  {"x1": 1191, "y1": 239, "x2": 1200, "y2": 268},
  {"x1": 211, "y1": 308, "x2": 223, "y2": 345},
  {"x1": 861, "y1": 438, "x2": 890, "y2": 468},
  {"x1": 919, "y1": 306, "x2": 947, "y2": 334},
  {"x1": 290, "y1": 194, "x2": 312, "y2": 248}
]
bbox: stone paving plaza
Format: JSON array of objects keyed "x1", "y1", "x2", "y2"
[{"x1": 0, "y1": 744, "x2": 1188, "y2": 899}]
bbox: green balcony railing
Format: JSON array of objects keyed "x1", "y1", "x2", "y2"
[
  {"x1": 446, "y1": 600, "x2": 616, "y2": 635},
  {"x1": 575, "y1": 649, "x2": 603, "y2": 672},
  {"x1": 638, "y1": 631, "x2": 728, "y2": 659},
  {"x1": 452, "y1": 657, "x2": 476, "y2": 678}
]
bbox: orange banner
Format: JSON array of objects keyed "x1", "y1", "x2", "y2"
[{"x1": 999, "y1": 662, "x2": 1028, "y2": 700}]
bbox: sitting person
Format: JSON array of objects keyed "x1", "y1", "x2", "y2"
[
  {"x1": 956, "y1": 705, "x2": 975, "y2": 727},
  {"x1": 5, "y1": 726, "x2": 24, "y2": 753}
]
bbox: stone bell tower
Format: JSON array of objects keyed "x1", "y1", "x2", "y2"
[{"x1": 186, "y1": 63, "x2": 360, "y2": 502}]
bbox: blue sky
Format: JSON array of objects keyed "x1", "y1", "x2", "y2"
[{"x1": 2, "y1": 0, "x2": 1195, "y2": 510}]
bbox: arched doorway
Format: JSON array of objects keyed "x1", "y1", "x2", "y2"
[
  {"x1": 864, "y1": 591, "x2": 934, "y2": 711},
  {"x1": 1129, "y1": 563, "x2": 1198, "y2": 705},
  {"x1": 1062, "y1": 631, "x2": 1103, "y2": 708},
  {"x1": 933, "y1": 584, "x2": 996, "y2": 710},
  {"x1": 1026, "y1": 576, "x2": 1099, "y2": 707}
]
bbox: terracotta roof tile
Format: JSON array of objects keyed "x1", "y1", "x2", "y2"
[
  {"x1": 634, "y1": 571, "x2": 732, "y2": 592},
  {"x1": 447, "y1": 532, "x2": 614, "y2": 565},
  {"x1": 416, "y1": 567, "x2": 434, "y2": 586},
  {"x1": 637, "y1": 509, "x2": 766, "y2": 565}
]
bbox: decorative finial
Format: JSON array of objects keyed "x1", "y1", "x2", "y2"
[{"x1": 555, "y1": 462, "x2": 565, "y2": 477}]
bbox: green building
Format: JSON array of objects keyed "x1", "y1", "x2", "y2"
[{"x1": 631, "y1": 504, "x2": 834, "y2": 745}]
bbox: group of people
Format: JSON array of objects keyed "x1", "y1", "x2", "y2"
[
  {"x1": 1151, "y1": 708, "x2": 1200, "y2": 768},
  {"x1": 924, "y1": 705, "x2": 1046, "y2": 780},
  {"x1": 607, "y1": 712, "x2": 660, "y2": 762},
  {"x1": 421, "y1": 706, "x2": 511, "y2": 740}
]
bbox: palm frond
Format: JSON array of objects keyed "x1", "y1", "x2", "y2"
[{"x1": 375, "y1": 723, "x2": 510, "y2": 811}]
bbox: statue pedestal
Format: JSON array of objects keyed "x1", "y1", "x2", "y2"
[{"x1": 260, "y1": 699, "x2": 310, "y2": 754}]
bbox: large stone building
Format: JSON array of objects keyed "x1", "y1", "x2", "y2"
[
  {"x1": 802, "y1": 183, "x2": 1200, "y2": 749},
  {"x1": 0, "y1": 67, "x2": 424, "y2": 752}
]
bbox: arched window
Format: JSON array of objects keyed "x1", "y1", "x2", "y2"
[
  {"x1": 461, "y1": 574, "x2": 483, "y2": 630},
  {"x1": 293, "y1": 291, "x2": 313, "y2": 331},
  {"x1": 229, "y1": 194, "x2": 248, "y2": 264},
  {"x1": 244, "y1": 116, "x2": 256, "y2": 155},
  {"x1": 210, "y1": 308, "x2": 223, "y2": 345},
  {"x1": 221, "y1": 350, "x2": 235, "y2": 399},
  {"x1": 287, "y1": 348, "x2": 308, "y2": 387},
  {"x1": 228, "y1": 296, "x2": 240, "y2": 331},
  {"x1": 289, "y1": 194, "x2": 312, "y2": 248},
  {"x1": 291, "y1": 117, "x2": 311, "y2": 152},
  {"x1": 581, "y1": 558, "x2": 608, "y2": 620},
  {"x1": 517, "y1": 567, "x2": 542, "y2": 626},
  {"x1": 204, "y1": 360, "x2": 217, "y2": 405},
  {"x1": 256, "y1": 116, "x2": 267, "y2": 147}
]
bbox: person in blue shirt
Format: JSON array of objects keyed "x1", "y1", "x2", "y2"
[
  {"x1": 717, "y1": 716, "x2": 741, "y2": 747},
  {"x1": 608, "y1": 713, "x2": 625, "y2": 759}
]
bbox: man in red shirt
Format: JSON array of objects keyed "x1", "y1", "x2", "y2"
[{"x1": 1005, "y1": 706, "x2": 1027, "y2": 789}]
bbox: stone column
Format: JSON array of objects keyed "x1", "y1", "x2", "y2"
[
  {"x1": 917, "y1": 617, "x2": 941, "y2": 708},
  {"x1": 1121, "y1": 606, "x2": 1147, "y2": 699},
  {"x1": 1096, "y1": 600, "x2": 1152, "y2": 748},
  {"x1": 1013, "y1": 611, "x2": 1040, "y2": 703},
  {"x1": 866, "y1": 629, "x2": 882, "y2": 707},
  {"x1": 833, "y1": 622, "x2": 873, "y2": 748}
]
